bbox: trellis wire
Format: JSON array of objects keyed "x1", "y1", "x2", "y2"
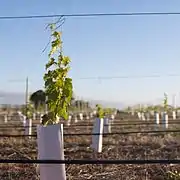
[
  {"x1": 0, "y1": 159, "x2": 179, "y2": 164},
  {"x1": 0, "y1": 129, "x2": 179, "y2": 137},
  {"x1": 1, "y1": 121, "x2": 180, "y2": 129}
]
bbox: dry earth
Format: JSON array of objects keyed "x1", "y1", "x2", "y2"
[{"x1": 0, "y1": 115, "x2": 180, "y2": 180}]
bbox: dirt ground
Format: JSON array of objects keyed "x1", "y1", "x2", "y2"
[{"x1": 0, "y1": 115, "x2": 180, "y2": 180}]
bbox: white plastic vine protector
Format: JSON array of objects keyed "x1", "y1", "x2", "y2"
[
  {"x1": 4, "y1": 114, "x2": 8, "y2": 123},
  {"x1": 137, "y1": 112, "x2": 141, "y2": 119},
  {"x1": 74, "y1": 116, "x2": 78, "y2": 123},
  {"x1": 37, "y1": 124, "x2": 66, "y2": 180},
  {"x1": 177, "y1": 110, "x2": 180, "y2": 117},
  {"x1": 111, "y1": 114, "x2": 114, "y2": 120},
  {"x1": 172, "y1": 111, "x2": 176, "y2": 120},
  {"x1": 23, "y1": 116, "x2": 26, "y2": 127},
  {"x1": 90, "y1": 113, "x2": 93, "y2": 118},
  {"x1": 40, "y1": 114, "x2": 44, "y2": 123},
  {"x1": 150, "y1": 111, "x2": 154, "y2": 116},
  {"x1": 110, "y1": 114, "x2": 114, "y2": 124},
  {"x1": 56, "y1": 116, "x2": 60, "y2": 124},
  {"x1": 141, "y1": 112, "x2": 146, "y2": 121},
  {"x1": 17, "y1": 111, "x2": 22, "y2": 116},
  {"x1": 25, "y1": 118, "x2": 32, "y2": 139},
  {"x1": 68, "y1": 115, "x2": 72, "y2": 120},
  {"x1": 145, "y1": 112, "x2": 150, "y2": 121},
  {"x1": 79, "y1": 113, "x2": 83, "y2": 120},
  {"x1": 33, "y1": 113, "x2": 36, "y2": 120},
  {"x1": 67, "y1": 115, "x2": 71, "y2": 126},
  {"x1": 161, "y1": 112, "x2": 164, "y2": 118},
  {"x1": 19, "y1": 114, "x2": 23, "y2": 122},
  {"x1": 103, "y1": 118, "x2": 111, "y2": 133},
  {"x1": 131, "y1": 111, "x2": 134, "y2": 116},
  {"x1": 91, "y1": 118, "x2": 103, "y2": 153},
  {"x1": 162, "y1": 112, "x2": 168, "y2": 129},
  {"x1": 155, "y1": 112, "x2": 159, "y2": 125}
]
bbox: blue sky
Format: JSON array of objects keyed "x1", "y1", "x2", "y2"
[{"x1": 1, "y1": 0, "x2": 180, "y2": 106}]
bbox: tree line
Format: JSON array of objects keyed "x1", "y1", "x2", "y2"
[{"x1": 29, "y1": 90, "x2": 92, "y2": 113}]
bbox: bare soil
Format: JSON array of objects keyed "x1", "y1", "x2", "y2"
[{"x1": 0, "y1": 115, "x2": 180, "y2": 180}]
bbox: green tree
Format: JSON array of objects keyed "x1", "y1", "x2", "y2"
[{"x1": 30, "y1": 90, "x2": 46, "y2": 111}]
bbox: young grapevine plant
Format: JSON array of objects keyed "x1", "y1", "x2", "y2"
[
  {"x1": 42, "y1": 23, "x2": 73, "y2": 126},
  {"x1": 153, "y1": 105, "x2": 158, "y2": 113},
  {"x1": 96, "y1": 104, "x2": 104, "y2": 119},
  {"x1": 163, "y1": 93, "x2": 168, "y2": 112},
  {"x1": 21, "y1": 103, "x2": 34, "y2": 119}
]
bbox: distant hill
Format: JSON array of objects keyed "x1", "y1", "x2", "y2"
[
  {"x1": 80, "y1": 99, "x2": 125, "y2": 109},
  {"x1": 0, "y1": 91, "x2": 26, "y2": 105},
  {"x1": 0, "y1": 91, "x2": 125, "y2": 109}
]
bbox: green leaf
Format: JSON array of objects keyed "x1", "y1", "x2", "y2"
[
  {"x1": 43, "y1": 24, "x2": 73, "y2": 125},
  {"x1": 52, "y1": 39, "x2": 61, "y2": 48},
  {"x1": 49, "y1": 23, "x2": 55, "y2": 30},
  {"x1": 62, "y1": 56, "x2": 71, "y2": 66},
  {"x1": 45, "y1": 58, "x2": 56, "y2": 70},
  {"x1": 52, "y1": 31, "x2": 61, "y2": 38}
]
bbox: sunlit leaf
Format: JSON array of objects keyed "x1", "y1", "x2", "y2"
[{"x1": 43, "y1": 24, "x2": 73, "y2": 126}]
